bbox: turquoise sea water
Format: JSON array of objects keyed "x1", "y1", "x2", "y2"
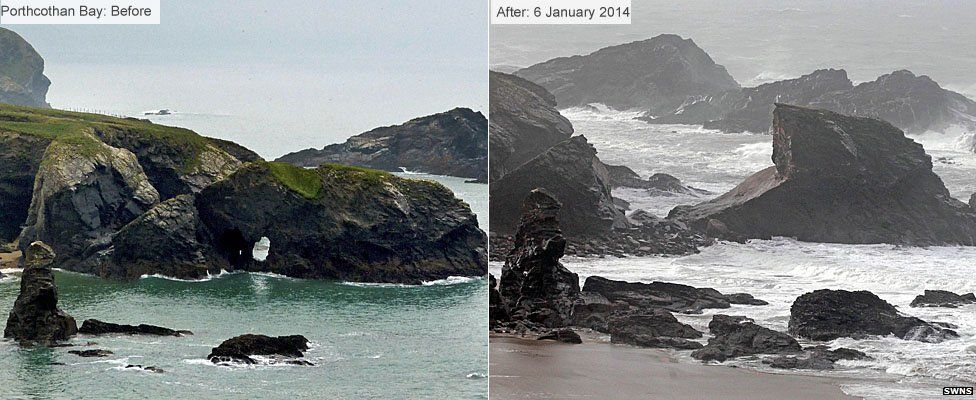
[{"x1": 0, "y1": 174, "x2": 488, "y2": 400}]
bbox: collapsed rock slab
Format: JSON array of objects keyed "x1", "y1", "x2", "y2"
[
  {"x1": 3, "y1": 241, "x2": 77, "y2": 345},
  {"x1": 789, "y1": 289, "x2": 958, "y2": 342},
  {"x1": 207, "y1": 334, "x2": 310, "y2": 365},
  {"x1": 582, "y1": 276, "x2": 733, "y2": 314},
  {"x1": 671, "y1": 104, "x2": 976, "y2": 246},
  {"x1": 609, "y1": 310, "x2": 704, "y2": 350}
]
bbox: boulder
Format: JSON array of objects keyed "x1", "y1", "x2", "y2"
[
  {"x1": 78, "y1": 319, "x2": 190, "y2": 336},
  {"x1": 3, "y1": 241, "x2": 77, "y2": 345},
  {"x1": 691, "y1": 315, "x2": 801, "y2": 362},
  {"x1": 0, "y1": 28, "x2": 51, "y2": 108},
  {"x1": 671, "y1": 104, "x2": 976, "y2": 246},
  {"x1": 208, "y1": 334, "x2": 310, "y2": 364},
  {"x1": 498, "y1": 189, "x2": 581, "y2": 329},
  {"x1": 490, "y1": 136, "x2": 627, "y2": 237},
  {"x1": 17, "y1": 134, "x2": 160, "y2": 269},
  {"x1": 515, "y1": 34, "x2": 739, "y2": 114},
  {"x1": 788, "y1": 289, "x2": 958, "y2": 342},
  {"x1": 764, "y1": 345, "x2": 870, "y2": 370},
  {"x1": 537, "y1": 328, "x2": 583, "y2": 344},
  {"x1": 195, "y1": 162, "x2": 486, "y2": 284},
  {"x1": 570, "y1": 292, "x2": 625, "y2": 332},
  {"x1": 488, "y1": 71, "x2": 574, "y2": 181},
  {"x1": 609, "y1": 310, "x2": 704, "y2": 350},
  {"x1": 910, "y1": 290, "x2": 976, "y2": 308},
  {"x1": 276, "y1": 108, "x2": 487, "y2": 181}
]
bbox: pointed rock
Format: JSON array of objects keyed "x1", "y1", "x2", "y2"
[{"x1": 4, "y1": 241, "x2": 77, "y2": 345}]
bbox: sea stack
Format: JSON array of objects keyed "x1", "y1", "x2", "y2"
[
  {"x1": 4, "y1": 241, "x2": 78, "y2": 345},
  {"x1": 498, "y1": 189, "x2": 581, "y2": 329},
  {"x1": 670, "y1": 104, "x2": 976, "y2": 246}
]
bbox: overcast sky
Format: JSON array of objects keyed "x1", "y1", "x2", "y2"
[{"x1": 9, "y1": 1, "x2": 487, "y2": 158}]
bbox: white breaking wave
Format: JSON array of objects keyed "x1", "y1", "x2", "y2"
[{"x1": 139, "y1": 269, "x2": 233, "y2": 282}]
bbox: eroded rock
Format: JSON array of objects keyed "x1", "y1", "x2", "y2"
[
  {"x1": 3, "y1": 241, "x2": 77, "y2": 345},
  {"x1": 691, "y1": 315, "x2": 800, "y2": 362},
  {"x1": 208, "y1": 334, "x2": 310, "y2": 365},
  {"x1": 78, "y1": 319, "x2": 190, "y2": 336}
]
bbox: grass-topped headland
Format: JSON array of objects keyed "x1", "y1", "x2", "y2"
[
  {"x1": 266, "y1": 161, "x2": 323, "y2": 199},
  {"x1": 0, "y1": 104, "x2": 210, "y2": 171}
]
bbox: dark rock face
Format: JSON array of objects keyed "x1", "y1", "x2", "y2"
[
  {"x1": 537, "y1": 328, "x2": 583, "y2": 344},
  {"x1": 4, "y1": 242, "x2": 77, "y2": 345},
  {"x1": 69, "y1": 349, "x2": 113, "y2": 357},
  {"x1": 78, "y1": 319, "x2": 190, "y2": 336},
  {"x1": 691, "y1": 315, "x2": 801, "y2": 362},
  {"x1": 582, "y1": 276, "x2": 733, "y2": 314},
  {"x1": 85, "y1": 194, "x2": 212, "y2": 280},
  {"x1": 17, "y1": 136, "x2": 160, "y2": 269},
  {"x1": 498, "y1": 189, "x2": 581, "y2": 329},
  {"x1": 208, "y1": 334, "x2": 310, "y2": 364},
  {"x1": 490, "y1": 136, "x2": 627, "y2": 237},
  {"x1": 205, "y1": 137, "x2": 264, "y2": 163},
  {"x1": 276, "y1": 108, "x2": 487, "y2": 181},
  {"x1": 489, "y1": 274, "x2": 509, "y2": 328},
  {"x1": 196, "y1": 162, "x2": 486, "y2": 284},
  {"x1": 603, "y1": 163, "x2": 709, "y2": 196},
  {"x1": 0, "y1": 132, "x2": 48, "y2": 243},
  {"x1": 789, "y1": 289, "x2": 958, "y2": 342},
  {"x1": 910, "y1": 290, "x2": 976, "y2": 308},
  {"x1": 516, "y1": 34, "x2": 739, "y2": 114},
  {"x1": 0, "y1": 28, "x2": 51, "y2": 108},
  {"x1": 489, "y1": 71, "x2": 574, "y2": 181},
  {"x1": 671, "y1": 104, "x2": 976, "y2": 245},
  {"x1": 609, "y1": 310, "x2": 704, "y2": 350}
]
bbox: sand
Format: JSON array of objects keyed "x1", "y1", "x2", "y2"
[
  {"x1": 0, "y1": 251, "x2": 20, "y2": 269},
  {"x1": 490, "y1": 336, "x2": 860, "y2": 400}
]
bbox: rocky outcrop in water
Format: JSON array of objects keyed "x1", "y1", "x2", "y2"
[
  {"x1": 691, "y1": 315, "x2": 801, "y2": 362},
  {"x1": 195, "y1": 162, "x2": 486, "y2": 284},
  {"x1": 4, "y1": 241, "x2": 77, "y2": 345},
  {"x1": 645, "y1": 68, "x2": 976, "y2": 136},
  {"x1": 69, "y1": 349, "x2": 113, "y2": 357},
  {"x1": 789, "y1": 289, "x2": 958, "y2": 343},
  {"x1": 910, "y1": 290, "x2": 976, "y2": 308},
  {"x1": 208, "y1": 334, "x2": 310, "y2": 364},
  {"x1": 0, "y1": 28, "x2": 50, "y2": 108},
  {"x1": 515, "y1": 34, "x2": 739, "y2": 114},
  {"x1": 497, "y1": 189, "x2": 581, "y2": 330},
  {"x1": 78, "y1": 319, "x2": 190, "y2": 336},
  {"x1": 603, "y1": 163, "x2": 709, "y2": 196},
  {"x1": 276, "y1": 108, "x2": 487, "y2": 181},
  {"x1": 609, "y1": 310, "x2": 704, "y2": 350},
  {"x1": 764, "y1": 345, "x2": 870, "y2": 371},
  {"x1": 489, "y1": 71, "x2": 574, "y2": 181},
  {"x1": 670, "y1": 104, "x2": 976, "y2": 245},
  {"x1": 490, "y1": 136, "x2": 627, "y2": 237}
]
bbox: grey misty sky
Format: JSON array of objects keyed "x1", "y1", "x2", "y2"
[{"x1": 8, "y1": 0, "x2": 487, "y2": 158}]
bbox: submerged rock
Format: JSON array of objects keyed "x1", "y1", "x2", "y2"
[
  {"x1": 0, "y1": 28, "x2": 51, "y2": 108},
  {"x1": 489, "y1": 71, "x2": 574, "y2": 181},
  {"x1": 789, "y1": 289, "x2": 958, "y2": 342},
  {"x1": 498, "y1": 189, "x2": 581, "y2": 329},
  {"x1": 208, "y1": 334, "x2": 310, "y2": 364},
  {"x1": 515, "y1": 34, "x2": 739, "y2": 114},
  {"x1": 3, "y1": 242, "x2": 77, "y2": 345},
  {"x1": 671, "y1": 104, "x2": 976, "y2": 246},
  {"x1": 69, "y1": 349, "x2": 113, "y2": 357},
  {"x1": 124, "y1": 364, "x2": 164, "y2": 373},
  {"x1": 910, "y1": 290, "x2": 976, "y2": 308},
  {"x1": 691, "y1": 315, "x2": 801, "y2": 362},
  {"x1": 195, "y1": 162, "x2": 486, "y2": 284},
  {"x1": 78, "y1": 319, "x2": 190, "y2": 336},
  {"x1": 764, "y1": 345, "x2": 870, "y2": 370},
  {"x1": 276, "y1": 108, "x2": 487, "y2": 181},
  {"x1": 490, "y1": 136, "x2": 627, "y2": 237}
]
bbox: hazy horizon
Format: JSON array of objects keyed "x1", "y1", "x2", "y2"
[{"x1": 9, "y1": 0, "x2": 487, "y2": 159}]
